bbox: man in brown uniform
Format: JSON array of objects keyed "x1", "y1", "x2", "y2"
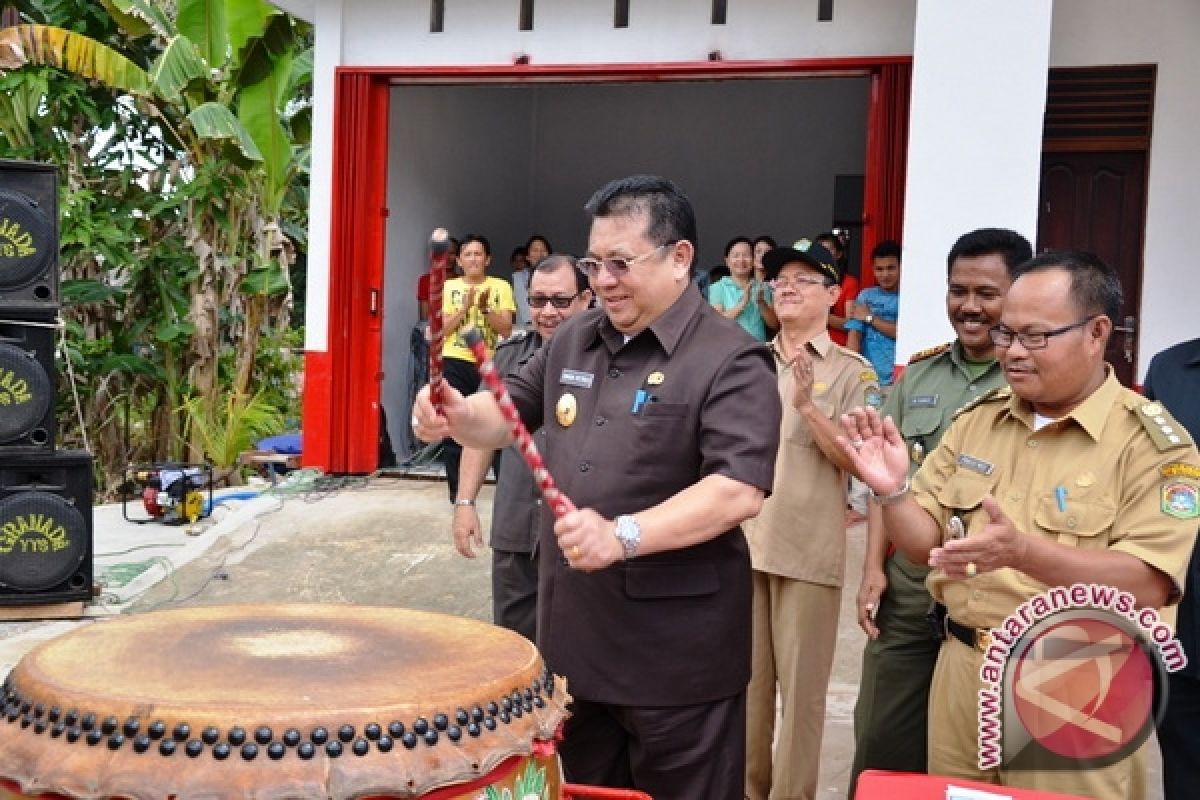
[
  {"x1": 743, "y1": 241, "x2": 879, "y2": 800},
  {"x1": 839, "y1": 250, "x2": 1199, "y2": 800},
  {"x1": 414, "y1": 175, "x2": 781, "y2": 800},
  {"x1": 451, "y1": 255, "x2": 592, "y2": 642}
]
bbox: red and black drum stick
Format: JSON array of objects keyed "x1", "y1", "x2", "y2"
[
  {"x1": 427, "y1": 227, "x2": 451, "y2": 412},
  {"x1": 463, "y1": 327, "x2": 576, "y2": 519}
]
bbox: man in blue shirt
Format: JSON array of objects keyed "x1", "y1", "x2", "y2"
[{"x1": 846, "y1": 240, "x2": 901, "y2": 385}]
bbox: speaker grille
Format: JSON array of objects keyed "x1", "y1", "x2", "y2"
[
  {"x1": 0, "y1": 491, "x2": 88, "y2": 591},
  {"x1": 0, "y1": 341, "x2": 52, "y2": 444},
  {"x1": 0, "y1": 188, "x2": 55, "y2": 292}
]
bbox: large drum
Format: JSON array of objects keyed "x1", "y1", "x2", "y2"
[{"x1": 0, "y1": 604, "x2": 570, "y2": 799}]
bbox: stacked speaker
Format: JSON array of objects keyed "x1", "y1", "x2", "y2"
[{"x1": 0, "y1": 159, "x2": 93, "y2": 607}]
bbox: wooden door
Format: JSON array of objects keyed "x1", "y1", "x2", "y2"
[{"x1": 1037, "y1": 150, "x2": 1146, "y2": 387}]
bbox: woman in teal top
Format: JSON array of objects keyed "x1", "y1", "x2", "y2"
[{"x1": 708, "y1": 236, "x2": 777, "y2": 341}]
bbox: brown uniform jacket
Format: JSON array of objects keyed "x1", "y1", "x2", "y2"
[
  {"x1": 913, "y1": 370, "x2": 1200, "y2": 630},
  {"x1": 506, "y1": 285, "x2": 782, "y2": 706}
]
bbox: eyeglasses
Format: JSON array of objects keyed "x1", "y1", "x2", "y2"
[
  {"x1": 770, "y1": 276, "x2": 830, "y2": 290},
  {"x1": 577, "y1": 242, "x2": 675, "y2": 279},
  {"x1": 989, "y1": 316, "x2": 1096, "y2": 350},
  {"x1": 529, "y1": 293, "x2": 581, "y2": 309}
]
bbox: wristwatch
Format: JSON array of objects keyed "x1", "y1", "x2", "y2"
[
  {"x1": 614, "y1": 515, "x2": 641, "y2": 560},
  {"x1": 864, "y1": 313, "x2": 875, "y2": 326}
]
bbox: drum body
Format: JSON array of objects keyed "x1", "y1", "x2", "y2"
[{"x1": 0, "y1": 604, "x2": 570, "y2": 799}]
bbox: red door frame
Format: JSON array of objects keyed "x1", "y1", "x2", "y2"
[{"x1": 306, "y1": 56, "x2": 911, "y2": 474}]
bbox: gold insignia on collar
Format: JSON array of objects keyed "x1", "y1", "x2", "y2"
[
  {"x1": 1142, "y1": 402, "x2": 1164, "y2": 417},
  {"x1": 1076, "y1": 472, "x2": 1096, "y2": 488},
  {"x1": 647, "y1": 371, "x2": 665, "y2": 386}
]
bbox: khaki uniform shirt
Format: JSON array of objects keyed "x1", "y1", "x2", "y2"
[
  {"x1": 744, "y1": 332, "x2": 879, "y2": 586},
  {"x1": 914, "y1": 370, "x2": 1200, "y2": 630},
  {"x1": 506, "y1": 286, "x2": 782, "y2": 705},
  {"x1": 883, "y1": 342, "x2": 1007, "y2": 579}
]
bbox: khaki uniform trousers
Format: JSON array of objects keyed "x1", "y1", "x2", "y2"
[
  {"x1": 745, "y1": 570, "x2": 840, "y2": 800},
  {"x1": 929, "y1": 636, "x2": 1146, "y2": 800}
]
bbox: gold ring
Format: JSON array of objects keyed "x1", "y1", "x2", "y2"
[
  {"x1": 966, "y1": 562, "x2": 978, "y2": 577},
  {"x1": 570, "y1": 545, "x2": 581, "y2": 560}
]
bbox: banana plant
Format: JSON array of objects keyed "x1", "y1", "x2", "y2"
[{"x1": 0, "y1": 0, "x2": 310, "y2": 463}]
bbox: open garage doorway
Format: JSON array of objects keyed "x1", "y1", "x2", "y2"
[{"x1": 383, "y1": 74, "x2": 871, "y2": 459}]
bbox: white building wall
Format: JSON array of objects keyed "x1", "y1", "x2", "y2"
[{"x1": 1050, "y1": 0, "x2": 1200, "y2": 379}]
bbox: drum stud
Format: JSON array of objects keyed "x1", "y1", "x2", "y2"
[
  {"x1": 499, "y1": 710, "x2": 511, "y2": 724},
  {"x1": 212, "y1": 742, "x2": 231, "y2": 760},
  {"x1": 255, "y1": 726, "x2": 274, "y2": 745},
  {"x1": 4, "y1": 708, "x2": 17, "y2": 723},
  {"x1": 297, "y1": 742, "x2": 316, "y2": 760},
  {"x1": 148, "y1": 720, "x2": 166, "y2": 739},
  {"x1": 532, "y1": 679, "x2": 541, "y2": 692},
  {"x1": 64, "y1": 709, "x2": 79, "y2": 726},
  {"x1": 33, "y1": 703, "x2": 45, "y2": 717},
  {"x1": 483, "y1": 717, "x2": 497, "y2": 732},
  {"x1": 86, "y1": 730, "x2": 103, "y2": 746},
  {"x1": 101, "y1": 716, "x2": 118, "y2": 735},
  {"x1": 512, "y1": 705, "x2": 523, "y2": 719},
  {"x1": 124, "y1": 718, "x2": 140, "y2": 737},
  {"x1": 413, "y1": 717, "x2": 429, "y2": 735},
  {"x1": 18, "y1": 715, "x2": 31, "y2": 729},
  {"x1": 433, "y1": 713, "x2": 449, "y2": 731},
  {"x1": 158, "y1": 739, "x2": 176, "y2": 756},
  {"x1": 533, "y1": 696, "x2": 545, "y2": 709},
  {"x1": 267, "y1": 742, "x2": 286, "y2": 760},
  {"x1": 338, "y1": 724, "x2": 356, "y2": 743},
  {"x1": 522, "y1": 700, "x2": 533, "y2": 712},
  {"x1": 50, "y1": 722, "x2": 65, "y2": 738},
  {"x1": 20, "y1": 700, "x2": 31, "y2": 714},
  {"x1": 401, "y1": 731, "x2": 418, "y2": 749},
  {"x1": 81, "y1": 712, "x2": 95, "y2": 731},
  {"x1": 241, "y1": 742, "x2": 259, "y2": 761},
  {"x1": 185, "y1": 740, "x2": 203, "y2": 758},
  {"x1": 377, "y1": 734, "x2": 394, "y2": 752},
  {"x1": 325, "y1": 740, "x2": 343, "y2": 758},
  {"x1": 471, "y1": 705, "x2": 485, "y2": 722},
  {"x1": 133, "y1": 734, "x2": 150, "y2": 753},
  {"x1": 423, "y1": 729, "x2": 439, "y2": 746},
  {"x1": 502, "y1": 698, "x2": 513, "y2": 712},
  {"x1": 173, "y1": 723, "x2": 190, "y2": 741},
  {"x1": 283, "y1": 728, "x2": 302, "y2": 747},
  {"x1": 467, "y1": 722, "x2": 481, "y2": 737},
  {"x1": 364, "y1": 722, "x2": 382, "y2": 740},
  {"x1": 228, "y1": 726, "x2": 247, "y2": 746},
  {"x1": 310, "y1": 726, "x2": 329, "y2": 745},
  {"x1": 201, "y1": 726, "x2": 219, "y2": 744},
  {"x1": 352, "y1": 738, "x2": 369, "y2": 756},
  {"x1": 524, "y1": 688, "x2": 534, "y2": 701},
  {"x1": 446, "y1": 725, "x2": 462, "y2": 742},
  {"x1": 387, "y1": 721, "x2": 405, "y2": 738},
  {"x1": 455, "y1": 708, "x2": 469, "y2": 725},
  {"x1": 108, "y1": 733, "x2": 125, "y2": 751},
  {"x1": 33, "y1": 719, "x2": 46, "y2": 735},
  {"x1": 65, "y1": 727, "x2": 81, "y2": 743},
  {"x1": 486, "y1": 702, "x2": 499, "y2": 716}
]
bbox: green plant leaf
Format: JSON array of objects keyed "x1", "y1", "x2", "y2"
[
  {"x1": 150, "y1": 34, "x2": 208, "y2": 99},
  {"x1": 61, "y1": 278, "x2": 125, "y2": 304},
  {"x1": 101, "y1": 0, "x2": 174, "y2": 39},
  {"x1": 155, "y1": 319, "x2": 196, "y2": 343},
  {"x1": 187, "y1": 100, "x2": 263, "y2": 162},
  {"x1": 0, "y1": 24, "x2": 150, "y2": 94},
  {"x1": 237, "y1": 50, "x2": 291, "y2": 212},
  {"x1": 240, "y1": 263, "x2": 289, "y2": 296},
  {"x1": 176, "y1": 0, "x2": 228, "y2": 71}
]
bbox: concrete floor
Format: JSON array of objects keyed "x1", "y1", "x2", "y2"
[{"x1": 0, "y1": 475, "x2": 1165, "y2": 798}]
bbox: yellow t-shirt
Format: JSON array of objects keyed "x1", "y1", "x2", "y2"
[{"x1": 441, "y1": 276, "x2": 517, "y2": 361}]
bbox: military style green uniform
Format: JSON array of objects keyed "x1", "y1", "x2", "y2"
[{"x1": 851, "y1": 342, "x2": 1007, "y2": 793}]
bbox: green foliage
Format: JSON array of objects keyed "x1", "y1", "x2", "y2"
[
  {"x1": 178, "y1": 389, "x2": 284, "y2": 470},
  {"x1": 1, "y1": 0, "x2": 310, "y2": 495}
]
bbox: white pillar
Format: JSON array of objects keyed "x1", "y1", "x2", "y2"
[
  {"x1": 303, "y1": 0, "x2": 344, "y2": 353},
  {"x1": 897, "y1": 1, "x2": 1052, "y2": 363}
]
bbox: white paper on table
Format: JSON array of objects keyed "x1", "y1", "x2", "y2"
[{"x1": 945, "y1": 785, "x2": 1014, "y2": 800}]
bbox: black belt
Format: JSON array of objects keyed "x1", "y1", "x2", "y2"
[{"x1": 945, "y1": 615, "x2": 993, "y2": 652}]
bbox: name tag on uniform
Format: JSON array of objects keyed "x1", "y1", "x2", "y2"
[
  {"x1": 957, "y1": 454, "x2": 995, "y2": 476},
  {"x1": 559, "y1": 368, "x2": 594, "y2": 389},
  {"x1": 909, "y1": 394, "x2": 939, "y2": 408}
]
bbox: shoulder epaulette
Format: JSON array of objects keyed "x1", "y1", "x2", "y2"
[
  {"x1": 496, "y1": 329, "x2": 530, "y2": 349},
  {"x1": 908, "y1": 342, "x2": 952, "y2": 365},
  {"x1": 1125, "y1": 396, "x2": 1196, "y2": 452},
  {"x1": 953, "y1": 386, "x2": 1011, "y2": 419}
]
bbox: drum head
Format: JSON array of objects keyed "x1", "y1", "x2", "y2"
[{"x1": 0, "y1": 604, "x2": 570, "y2": 799}]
